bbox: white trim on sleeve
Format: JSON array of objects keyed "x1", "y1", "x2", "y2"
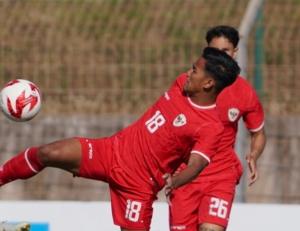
[
  {"x1": 191, "y1": 150, "x2": 210, "y2": 163},
  {"x1": 249, "y1": 121, "x2": 265, "y2": 132}
]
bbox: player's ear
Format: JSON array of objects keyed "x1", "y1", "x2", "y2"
[{"x1": 203, "y1": 78, "x2": 215, "y2": 90}]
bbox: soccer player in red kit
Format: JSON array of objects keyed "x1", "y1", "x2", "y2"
[
  {"x1": 0, "y1": 47, "x2": 240, "y2": 231},
  {"x1": 169, "y1": 26, "x2": 266, "y2": 231}
]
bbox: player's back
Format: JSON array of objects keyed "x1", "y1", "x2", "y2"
[
  {"x1": 113, "y1": 74, "x2": 224, "y2": 188},
  {"x1": 199, "y1": 76, "x2": 264, "y2": 180}
]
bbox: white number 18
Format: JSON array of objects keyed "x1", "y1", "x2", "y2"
[
  {"x1": 125, "y1": 199, "x2": 142, "y2": 222},
  {"x1": 145, "y1": 110, "x2": 166, "y2": 133}
]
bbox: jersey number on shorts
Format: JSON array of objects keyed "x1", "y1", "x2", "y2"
[
  {"x1": 125, "y1": 199, "x2": 142, "y2": 222},
  {"x1": 145, "y1": 110, "x2": 166, "y2": 133},
  {"x1": 209, "y1": 197, "x2": 229, "y2": 219}
]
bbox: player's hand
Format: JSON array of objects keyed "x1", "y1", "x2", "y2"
[
  {"x1": 162, "y1": 173, "x2": 173, "y2": 205},
  {"x1": 246, "y1": 154, "x2": 258, "y2": 186}
]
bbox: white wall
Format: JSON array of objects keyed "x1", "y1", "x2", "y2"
[{"x1": 0, "y1": 201, "x2": 298, "y2": 231}]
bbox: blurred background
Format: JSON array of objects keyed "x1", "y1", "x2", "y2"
[{"x1": 0, "y1": 0, "x2": 299, "y2": 204}]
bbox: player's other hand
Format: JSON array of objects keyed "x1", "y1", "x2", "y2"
[
  {"x1": 163, "y1": 173, "x2": 173, "y2": 205},
  {"x1": 246, "y1": 154, "x2": 258, "y2": 186}
]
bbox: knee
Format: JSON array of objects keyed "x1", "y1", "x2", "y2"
[
  {"x1": 199, "y1": 223, "x2": 225, "y2": 231},
  {"x1": 37, "y1": 144, "x2": 61, "y2": 165}
]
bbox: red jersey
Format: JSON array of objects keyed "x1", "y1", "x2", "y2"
[
  {"x1": 199, "y1": 76, "x2": 265, "y2": 180},
  {"x1": 113, "y1": 73, "x2": 223, "y2": 188}
]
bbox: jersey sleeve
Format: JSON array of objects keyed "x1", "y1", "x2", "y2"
[
  {"x1": 243, "y1": 90, "x2": 265, "y2": 132},
  {"x1": 190, "y1": 123, "x2": 223, "y2": 163}
]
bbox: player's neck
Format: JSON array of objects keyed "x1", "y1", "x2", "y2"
[{"x1": 189, "y1": 94, "x2": 217, "y2": 107}]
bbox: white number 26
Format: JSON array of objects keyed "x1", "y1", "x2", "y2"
[{"x1": 209, "y1": 197, "x2": 229, "y2": 219}]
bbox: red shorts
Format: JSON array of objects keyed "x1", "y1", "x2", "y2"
[
  {"x1": 169, "y1": 176, "x2": 237, "y2": 230},
  {"x1": 76, "y1": 137, "x2": 158, "y2": 230}
]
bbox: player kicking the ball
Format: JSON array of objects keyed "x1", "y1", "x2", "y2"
[{"x1": 0, "y1": 47, "x2": 240, "y2": 231}]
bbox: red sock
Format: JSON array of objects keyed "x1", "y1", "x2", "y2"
[{"x1": 0, "y1": 147, "x2": 45, "y2": 186}]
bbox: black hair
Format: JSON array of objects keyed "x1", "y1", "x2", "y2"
[
  {"x1": 206, "y1": 25, "x2": 239, "y2": 48},
  {"x1": 202, "y1": 47, "x2": 240, "y2": 93}
]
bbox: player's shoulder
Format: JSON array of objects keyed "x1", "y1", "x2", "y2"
[
  {"x1": 230, "y1": 76, "x2": 256, "y2": 92},
  {"x1": 174, "y1": 72, "x2": 188, "y2": 87},
  {"x1": 218, "y1": 76, "x2": 258, "y2": 101},
  {"x1": 167, "y1": 72, "x2": 187, "y2": 94},
  {"x1": 216, "y1": 75, "x2": 263, "y2": 121}
]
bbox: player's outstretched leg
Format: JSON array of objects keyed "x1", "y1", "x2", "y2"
[{"x1": 0, "y1": 138, "x2": 82, "y2": 187}]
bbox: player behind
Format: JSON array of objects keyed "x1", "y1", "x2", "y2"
[
  {"x1": 169, "y1": 25, "x2": 266, "y2": 231},
  {"x1": 0, "y1": 47, "x2": 240, "y2": 231}
]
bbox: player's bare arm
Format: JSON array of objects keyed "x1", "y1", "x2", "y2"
[
  {"x1": 164, "y1": 153, "x2": 209, "y2": 197},
  {"x1": 246, "y1": 127, "x2": 266, "y2": 186}
]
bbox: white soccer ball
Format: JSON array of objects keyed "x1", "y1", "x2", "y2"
[{"x1": 0, "y1": 79, "x2": 42, "y2": 122}]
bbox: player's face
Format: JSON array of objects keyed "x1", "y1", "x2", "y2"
[
  {"x1": 208, "y1": 36, "x2": 237, "y2": 59},
  {"x1": 184, "y1": 58, "x2": 214, "y2": 95}
]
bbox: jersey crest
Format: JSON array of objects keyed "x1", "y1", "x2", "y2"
[
  {"x1": 228, "y1": 108, "x2": 239, "y2": 122},
  {"x1": 173, "y1": 114, "x2": 187, "y2": 127}
]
